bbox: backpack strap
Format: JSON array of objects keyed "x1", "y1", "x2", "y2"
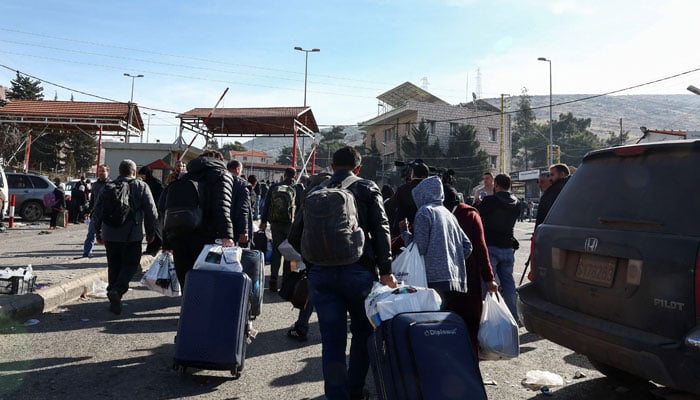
[{"x1": 339, "y1": 174, "x2": 362, "y2": 189}]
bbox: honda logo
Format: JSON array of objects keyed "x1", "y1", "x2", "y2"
[{"x1": 585, "y1": 237, "x2": 598, "y2": 252}]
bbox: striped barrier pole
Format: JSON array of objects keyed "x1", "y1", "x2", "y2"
[{"x1": 8, "y1": 194, "x2": 16, "y2": 228}]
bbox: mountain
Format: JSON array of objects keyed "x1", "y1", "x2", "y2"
[{"x1": 494, "y1": 94, "x2": 700, "y2": 140}]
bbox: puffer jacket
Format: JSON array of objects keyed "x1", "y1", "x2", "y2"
[
  {"x1": 288, "y1": 169, "x2": 393, "y2": 275},
  {"x1": 401, "y1": 176, "x2": 472, "y2": 293},
  {"x1": 185, "y1": 157, "x2": 234, "y2": 242}
]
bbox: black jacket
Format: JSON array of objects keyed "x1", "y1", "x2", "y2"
[
  {"x1": 185, "y1": 157, "x2": 234, "y2": 242},
  {"x1": 536, "y1": 177, "x2": 568, "y2": 227},
  {"x1": 477, "y1": 191, "x2": 520, "y2": 249},
  {"x1": 230, "y1": 175, "x2": 251, "y2": 240},
  {"x1": 88, "y1": 178, "x2": 109, "y2": 213},
  {"x1": 288, "y1": 170, "x2": 393, "y2": 275},
  {"x1": 387, "y1": 178, "x2": 422, "y2": 236}
]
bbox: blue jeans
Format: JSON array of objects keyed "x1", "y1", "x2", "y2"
[
  {"x1": 307, "y1": 264, "x2": 376, "y2": 400},
  {"x1": 82, "y1": 217, "x2": 97, "y2": 257},
  {"x1": 488, "y1": 246, "x2": 518, "y2": 322}
]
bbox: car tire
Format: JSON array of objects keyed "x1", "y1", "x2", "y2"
[
  {"x1": 20, "y1": 201, "x2": 45, "y2": 222},
  {"x1": 587, "y1": 356, "x2": 648, "y2": 383}
]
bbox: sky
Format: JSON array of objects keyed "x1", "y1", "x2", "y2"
[{"x1": 2, "y1": 0, "x2": 700, "y2": 145}]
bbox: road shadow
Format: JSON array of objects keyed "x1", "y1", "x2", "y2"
[
  {"x1": 269, "y1": 356, "x2": 323, "y2": 387},
  {"x1": 520, "y1": 331, "x2": 543, "y2": 345},
  {"x1": 246, "y1": 321, "x2": 322, "y2": 360},
  {"x1": 0, "y1": 343, "x2": 235, "y2": 400},
  {"x1": 562, "y1": 352, "x2": 596, "y2": 369}
]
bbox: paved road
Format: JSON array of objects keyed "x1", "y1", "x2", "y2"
[{"x1": 0, "y1": 220, "x2": 691, "y2": 399}]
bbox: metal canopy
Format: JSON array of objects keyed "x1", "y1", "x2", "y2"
[
  {"x1": 0, "y1": 100, "x2": 144, "y2": 136},
  {"x1": 377, "y1": 81, "x2": 449, "y2": 109}
]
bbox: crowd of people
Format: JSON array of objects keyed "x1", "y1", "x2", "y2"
[{"x1": 78, "y1": 147, "x2": 572, "y2": 400}]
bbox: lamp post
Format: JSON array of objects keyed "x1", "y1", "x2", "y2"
[
  {"x1": 294, "y1": 46, "x2": 320, "y2": 107},
  {"x1": 143, "y1": 112, "x2": 155, "y2": 143},
  {"x1": 537, "y1": 57, "x2": 553, "y2": 165},
  {"x1": 123, "y1": 73, "x2": 144, "y2": 143}
]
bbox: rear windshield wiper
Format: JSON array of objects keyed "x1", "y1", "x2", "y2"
[{"x1": 598, "y1": 217, "x2": 663, "y2": 227}]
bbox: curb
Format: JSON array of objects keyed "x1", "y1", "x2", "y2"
[{"x1": 0, "y1": 254, "x2": 155, "y2": 320}]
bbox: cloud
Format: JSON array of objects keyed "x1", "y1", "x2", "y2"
[{"x1": 549, "y1": 0, "x2": 595, "y2": 15}]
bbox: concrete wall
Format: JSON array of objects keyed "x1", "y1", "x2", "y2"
[{"x1": 102, "y1": 142, "x2": 201, "y2": 183}]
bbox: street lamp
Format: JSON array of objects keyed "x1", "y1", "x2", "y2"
[
  {"x1": 537, "y1": 57, "x2": 553, "y2": 165},
  {"x1": 294, "y1": 47, "x2": 320, "y2": 107},
  {"x1": 143, "y1": 112, "x2": 155, "y2": 143},
  {"x1": 123, "y1": 73, "x2": 144, "y2": 143}
]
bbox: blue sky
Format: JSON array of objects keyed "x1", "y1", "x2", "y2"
[{"x1": 2, "y1": 0, "x2": 700, "y2": 144}]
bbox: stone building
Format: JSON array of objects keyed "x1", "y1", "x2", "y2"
[{"x1": 360, "y1": 82, "x2": 511, "y2": 175}]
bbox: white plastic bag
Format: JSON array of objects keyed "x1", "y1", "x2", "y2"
[
  {"x1": 141, "y1": 252, "x2": 181, "y2": 297},
  {"x1": 391, "y1": 242, "x2": 427, "y2": 287},
  {"x1": 478, "y1": 292, "x2": 520, "y2": 360},
  {"x1": 193, "y1": 244, "x2": 243, "y2": 273},
  {"x1": 278, "y1": 239, "x2": 302, "y2": 261},
  {"x1": 364, "y1": 282, "x2": 442, "y2": 328}
]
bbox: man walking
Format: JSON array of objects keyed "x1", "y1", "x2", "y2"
[
  {"x1": 80, "y1": 164, "x2": 110, "y2": 258},
  {"x1": 94, "y1": 160, "x2": 157, "y2": 315},
  {"x1": 477, "y1": 173, "x2": 521, "y2": 321},
  {"x1": 288, "y1": 147, "x2": 395, "y2": 400},
  {"x1": 259, "y1": 167, "x2": 303, "y2": 292}
]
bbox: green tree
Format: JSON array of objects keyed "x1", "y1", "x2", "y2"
[
  {"x1": 8, "y1": 72, "x2": 44, "y2": 100},
  {"x1": 276, "y1": 146, "x2": 303, "y2": 165},
  {"x1": 66, "y1": 131, "x2": 97, "y2": 174},
  {"x1": 445, "y1": 124, "x2": 489, "y2": 193},
  {"x1": 28, "y1": 132, "x2": 64, "y2": 173},
  {"x1": 401, "y1": 119, "x2": 443, "y2": 162},
  {"x1": 316, "y1": 126, "x2": 348, "y2": 168},
  {"x1": 552, "y1": 112, "x2": 603, "y2": 166},
  {"x1": 512, "y1": 87, "x2": 537, "y2": 169}
]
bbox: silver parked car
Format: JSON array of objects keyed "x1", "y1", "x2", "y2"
[{"x1": 6, "y1": 172, "x2": 56, "y2": 222}]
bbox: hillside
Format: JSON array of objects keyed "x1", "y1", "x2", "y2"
[
  {"x1": 234, "y1": 94, "x2": 700, "y2": 157},
  {"x1": 501, "y1": 94, "x2": 700, "y2": 140}
]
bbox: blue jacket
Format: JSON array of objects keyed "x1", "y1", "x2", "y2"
[{"x1": 401, "y1": 176, "x2": 472, "y2": 293}]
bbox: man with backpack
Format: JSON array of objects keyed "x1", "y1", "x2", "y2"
[
  {"x1": 259, "y1": 167, "x2": 303, "y2": 292},
  {"x1": 162, "y1": 150, "x2": 235, "y2": 288},
  {"x1": 288, "y1": 147, "x2": 396, "y2": 400},
  {"x1": 94, "y1": 160, "x2": 158, "y2": 315}
]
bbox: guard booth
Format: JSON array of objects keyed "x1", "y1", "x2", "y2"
[{"x1": 176, "y1": 106, "x2": 319, "y2": 180}]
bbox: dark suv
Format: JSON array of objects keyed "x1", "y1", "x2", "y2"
[{"x1": 519, "y1": 140, "x2": 700, "y2": 394}]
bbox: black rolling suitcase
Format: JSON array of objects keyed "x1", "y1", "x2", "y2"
[
  {"x1": 241, "y1": 248, "x2": 264, "y2": 319},
  {"x1": 368, "y1": 311, "x2": 487, "y2": 400},
  {"x1": 173, "y1": 269, "x2": 251, "y2": 378}
]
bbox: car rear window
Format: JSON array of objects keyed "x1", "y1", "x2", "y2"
[
  {"x1": 546, "y1": 149, "x2": 700, "y2": 236},
  {"x1": 29, "y1": 176, "x2": 49, "y2": 189}
]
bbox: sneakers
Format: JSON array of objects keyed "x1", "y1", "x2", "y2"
[
  {"x1": 107, "y1": 290, "x2": 122, "y2": 315},
  {"x1": 286, "y1": 326, "x2": 308, "y2": 342}
]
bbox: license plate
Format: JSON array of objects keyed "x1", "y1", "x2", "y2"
[{"x1": 575, "y1": 254, "x2": 617, "y2": 287}]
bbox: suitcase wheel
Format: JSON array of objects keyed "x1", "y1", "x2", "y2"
[{"x1": 231, "y1": 368, "x2": 241, "y2": 379}]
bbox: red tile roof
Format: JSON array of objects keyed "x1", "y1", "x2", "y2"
[
  {"x1": 178, "y1": 106, "x2": 318, "y2": 135},
  {"x1": 0, "y1": 100, "x2": 144, "y2": 131}
]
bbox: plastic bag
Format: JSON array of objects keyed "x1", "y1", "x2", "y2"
[
  {"x1": 193, "y1": 244, "x2": 243, "y2": 273},
  {"x1": 364, "y1": 282, "x2": 442, "y2": 328},
  {"x1": 278, "y1": 239, "x2": 302, "y2": 262},
  {"x1": 391, "y1": 242, "x2": 427, "y2": 287},
  {"x1": 141, "y1": 252, "x2": 181, "y2": 297},
  {"x1": 478, "y1": 292, "x2": 519, "y2": 360}
]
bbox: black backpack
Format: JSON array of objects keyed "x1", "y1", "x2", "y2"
[
  {"x1": 163, "y1": 177, "x2": 203, "y2": 238},
  {"x1": 101, "y1": 181, "x2": 133, "y2": 227},
  {"x1": 301, "y1": 175, "x2": 365, "y2": 266}
]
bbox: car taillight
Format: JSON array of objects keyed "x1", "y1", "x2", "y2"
[
  {"x1": 614, "y1": 146, "x2": 646, "y2": 156},
  {"x1": 696, "y1": 251, "x2": 700, "y2": 317}
]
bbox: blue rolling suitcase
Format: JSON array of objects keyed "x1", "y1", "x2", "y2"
[
  {"x1": 368, "y1": 311, "x2": 487, "y2": 400},
  {"x1": 241, "y1": 248, "x2": 264, "y2": 319},
  {"x1": 173, "y1": 269, "x2": 251, "y2": 378}
]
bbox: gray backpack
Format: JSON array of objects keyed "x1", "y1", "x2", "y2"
[{"x1": 301, "y1": 175, "x2": 365, "y2": 266}]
